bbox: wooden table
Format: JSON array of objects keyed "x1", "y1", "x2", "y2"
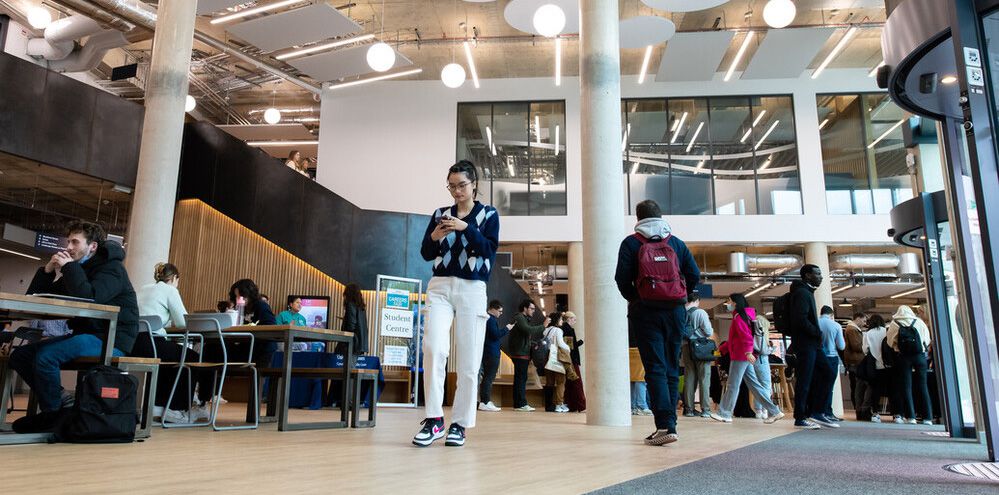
[
  {"x1": 226, "y1": 325, "x2": 354, "y2": 431},
  {"x1": 0, "y1": 292, "x2": 120, "y2": 445}
]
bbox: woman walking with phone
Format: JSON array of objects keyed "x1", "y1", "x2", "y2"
[{"x1": 412, "y1": 160, "x2": 500, "y2": 448}]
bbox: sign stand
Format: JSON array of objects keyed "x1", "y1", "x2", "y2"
[{"x1": 373, "y1": 275, "x2": 423, "y2": 408}]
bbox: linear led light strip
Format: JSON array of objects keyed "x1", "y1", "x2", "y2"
[
  {"x1": 622, "y1": 123, "x2": 631, "y2": 151},
  {"x1": 694, "y1": 159, "x2": 706, "y2": 174},
  {"x1": 327, "y1": 68, "x2": 423, "y2": 90},
  {"x1": 211, "y1": 0, "x2": 302, "y2": 24},
  {"x1": 535, "y1": 115, "x2": 541, "y2": 145},
  {"x1": 0, "y1": 247, "x2": 41, "y2": 261},
  {"x1": 891, "y1": 287, "x2": 925, "y2": 299},
  {"x1": 670, "y1": 112, "x2": 688, "y2": 143},
  {"x1": 818, "y1": 118, "x2": 830, "y2": 131},
  {"x1": 744, "y1": 283, "x2": 769, "y2": 297},
  {"x1": 812, "y1": 27, "x2": 858, "y2": 79},
  {"x1": 638, "y1": 45, "x2": 653, "y2": 84},
  {"x1": 685, "y1": 122, "x2": 704, "y2": 152},
  {"x1": 867, "y1": 119, "x2": 907, "y2": 149},
  {"x1": 754, "y1": 120, "x2": 779, "y2": 151},
  {"x1": 554, "y1": 125, "x2": 560, "y2": 156},
  {"x1": 554, "y1": 37, "x2": 562, "y2": 87},
  {"x1": 630, "y1": 161, "x2": 640, "y2": 174},
  {"x1": 724, "y1": 31, "x2": 755, "y2": 82},
  {"x1": 486, "y1": 125, "x2": 496, "y2": 156},
  {"x1": 276, "y1": 34, "x2": 375, "y2": 60},
  {"x1": 759, "y1": 154, "x2": 773, "y2": 171},
  {"x1": 463, "y1": 41, "x2": 480, "y2": 89},
  {"x1": 246, "y1": 139, "x2": 317, "y2": 146},
  {"x1": 740, "y1": 109, "x2": 768, "y2": 143},
  {"x1": 868, "y1": 60, "x2": 885, "y2": 78},
  {"x1": 830, "y1": 284, "x2": 852, "y2": 295}
]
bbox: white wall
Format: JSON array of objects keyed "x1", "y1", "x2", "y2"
[{"x1": 317, "y1": 68, "x2": 891, "y2": 244}]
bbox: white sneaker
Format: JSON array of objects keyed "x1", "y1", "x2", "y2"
[
  {"x1": 555, "y1": 404, "x2": 568, "y2": 413},
  {"x1": 709, "y1": 412, "x2": 733, "y2": 423},
  {"x1": 163, "y1": 408, "x2": 189, "y2": 423},
  {"x1": 640, "y1": 409, "x2": 653, "y2": 416},
  {"x1": 478, "y1": 402, "x2": 490, "y2": 411},
  {"x1": 764, "y1": 412, "x2": 785, "y2": 424},
  {"x1": 514, "y1": 405, "x2": 534, "y2": 412},
  {"x1": 478, "y1": 402, "x2": 501, "y2": 412},
  {"x1": 152, "y1": 406, "x2": 164, "y2": 419},
  {"x1": 632, "y1": 408, "x2": 642, "y2": 416},
  {"x1": 893, "y1": 415, "x2": 905, "y2": 424},
  {"x1": 907, "y1": 418, "x2": 918, "y2": 425},
  {"x1": 871, "y1": 415, "x2": 882, "y2": 423},
  {"x1": 190, "y1": 403, "x2": 212, "y2": 422}
]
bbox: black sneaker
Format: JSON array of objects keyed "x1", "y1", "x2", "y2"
[
  {"x1": 445, "y1": 423, "x2": 466, "y2": 447},
  {"x1": 644, "y1": 429, "x2": 679, "y2": 446},
  {"x1": 412, "y1": 417, "x2": 445, "y2": 447},
  {"x1": 794, "y1": 419, "x2": 820, "y2": 430},
  {"x1": 810, "y1": 415, "x2": 839, "y2": 428}
]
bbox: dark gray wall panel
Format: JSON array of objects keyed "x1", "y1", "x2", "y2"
[
  {"x1": 405, "y1": 213, "x2": 434, "y2": 283},
  {"x1": 88, "y1": 90, "x2": 143, "y2": 185},
  {"x1": 252, "y1": 158, "x2": 306, "y2": 252},
  {"x1": 348, "y1": 209, "x2": 408, "y2": 286},
  {"x1": 0, "y1": 54, "x2": 44, "y2": 159},
  {"x1": 301, "y1": 179, "x2": 353, "y2": 281}
]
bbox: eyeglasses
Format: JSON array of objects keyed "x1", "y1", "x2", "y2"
[{"x1": 446, "y1": 181, "x2": 472, "y2": 191}]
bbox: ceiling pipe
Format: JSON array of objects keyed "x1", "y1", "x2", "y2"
[
  {"x1": 728, "y1": 252, "x2": 803, "y2": 275},
  {"x1": 25, "y1": 14, "x2": 103, "y2": 61},
  {"x1": 47, "y1": 29, "x2": 129, "y2": 72},
  {"x1": 56, "y1": 0, "x2": 322, "y2": 95},
  {"x1": 830, "y1": 253, "x2": 899, "y2": 270}
]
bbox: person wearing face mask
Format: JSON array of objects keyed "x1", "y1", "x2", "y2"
[
  {"x1": 709, "y1": 294, "x2": 784, "y2": 424},
  {"x1": 10, "y1": 221, "x2": 138, "y2": 415},
  {"x1": 785, "y1": 264, "x2": 829, "y2": 430}
]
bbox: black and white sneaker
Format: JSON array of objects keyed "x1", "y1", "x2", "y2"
[
  {"x1": 412, "y1": 417, "x2": 445, "y2": 447},
  {"x1": 644, "y1": 429, "x2": 679, "y2": 446},
  {"x1": 809, "y1": 415, "x2": 839, "y2": 428},
  {"x1": 445, "y1": 423, "x2": 466, "y2": 447}
]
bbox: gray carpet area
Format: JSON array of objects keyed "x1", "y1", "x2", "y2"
[{"x1": 590, "y1": 422, "x2": 995, "y2": 495}]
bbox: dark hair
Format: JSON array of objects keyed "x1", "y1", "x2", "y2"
[
  {"x1": 729, "y1": 293, "x2": 752, "y2": 326},
  {"x1": 287, "y1": 150, "x2": 300, "y2": 160},
  {"x1": 286, "y1": 295, "x2": 302, "y2": 308},
  {"x1": 217, "y1": 300, "x2": 233, "y2": 313},
  {"x1": 853, "y1": 313, "x2": 867, "y2": 320},
  {"x1": 488, "y1": 299, "x2": 503, "y2": 310},
  {"x1": 344, "y1": 283, "x2": 366, "y2": 310},
  {"x1": 687, "y1": 293, "x2": 700, "y2": 304},
  {"x1": 154, "y1": 262, "x2": 180, "y2": 283},
  {"x1": 548, "y1": 311, "x2": 563, "y2": 327},
  {"x1": 635, "y1": 200, "x2": 662, "y2": 221},
  {"x1": 820, "y1": 305, "x2": 834, "y2": 315},
  {"x1": 229, "y1": 279, "x2": 260, "y2": 306},
  {"x1": 866, "y1": 314, "x2": 886, "y2": 328},
  {"x1": 66, "y1": 220, "x2": 106, "y2": 246},
  {"x1": 518, "y1": 299, "x2": 536, "y2": 312},
  {"x1": 449, "y1": 160, "x2": 479, "y2": 198},
  {"x1": 800, "y1": 264, "x2": 820, "y2": 279}
]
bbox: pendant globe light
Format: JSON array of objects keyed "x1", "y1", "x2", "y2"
[
  {"x1": 263, "y1": 107, "x2": 281, "y2": 124},
  {"x1": 441, "y1": 63, "x2": 466, "y2": 88},
  {"x1": 367, "y1": 0, "x2": 395, "y2": 72},
  {"x1": 763, "y1": 0, "x2": 796, "y2": 29},
  {"x1": 184, "y1": 95, "x2": 197, "y2": 112},
  {"x1": 533, "y1": 4, "x2": 566, "y2": 37}
]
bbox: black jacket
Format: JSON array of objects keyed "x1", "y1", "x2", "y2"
[
  {"x1": 341, "y1": 302, "x2": 369, "y2": 355},
  {"x1": 561, "y1": 323, "x2": 582, "y2": 366},
  {"x1": 787, "y1": 279, "x2": 822, "y2": 347},
  {"x1": 615, "y1": 233, "x2": 700, "y2": 309},
  {"x1": 27, "y1": 241, "x2": 139, "y2": 353}
]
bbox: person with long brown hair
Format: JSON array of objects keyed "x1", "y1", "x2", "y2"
[{"x1": 341, "y1": 283, "x2": 368, "y2": 355}]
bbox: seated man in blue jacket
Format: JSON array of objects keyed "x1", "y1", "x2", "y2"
[
  {"x1": 615, "y1": 200, "x2": 700, "y2": 447},
  {"x1": 10, "y1": 221, "x2": 139, "y2": 413}
]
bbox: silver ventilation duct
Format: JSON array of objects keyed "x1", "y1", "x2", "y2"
[
  {"x1": 897, "y1": 252, "x2": 923, "y2": 276},
  {"x1": 728, "y1": 252, "x2": 803, "y2": 275},
  {"x1": 830, "y1": 254, "x2": 900, "y2": 270}
]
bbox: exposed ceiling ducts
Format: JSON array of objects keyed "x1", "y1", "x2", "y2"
[
  {"x1": 729, "y1": 251, "x2": 922, "y2": 277},
  {"x1": 728, "y1": 252, "x2": 803, "y2": 275}
]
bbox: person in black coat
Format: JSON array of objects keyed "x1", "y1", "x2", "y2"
[
  {"x1": 340, "y1": 283, "x2": 369, "y2": 355},
  {"x1": 786, "y1": 264, "x2": 831, "y2": 430},
  {"x1": 562, "y1": 311, "x2": 586, "y2": 412},
  {"x1": 10, "y1": 221, "x2": 138, "y2": 412}
]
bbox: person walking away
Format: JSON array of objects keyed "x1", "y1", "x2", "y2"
[
  {"x1": 861, "y1": 314, "x2": 890, "y2": 422},
  {"x1": 412, "y1": 160, "x2": 500, "y2": 448},
  {"x1": 750, "y1": 313, "x2": 775, "y2": 419},
  {"x1": 508, "y1": 299, "x2": 549, "y2": 413},
  {"x1": 615, "y1": 200, "x2": 700, "y2": 446},
  {"x1": 681, "y1": 293, "x2": 713, "y2": 418},
  {"x1": 842, "y1": 313, "x2": 868, "y2": 419},
  {"x1": 542, "y1": 312, "x2": 573, "y2": 413},
  {"x1": 709, "y1": 294, "x2": 784, "y2": 424},
  {"x1": 886, "y1": 305, "x2": 934, "y2": 425},
  {"x1": 341, "y1": 283, "x2": 369, "y2": 355},
  {"x1": 478, "y1": 300, "x2": 507, "y2": 412},
  {"x1": 561, "y1": 311, "x2": 586, "y2": 412},
  {"x1": 810, "y1": 306, "x2": 845, "y2": 428}
]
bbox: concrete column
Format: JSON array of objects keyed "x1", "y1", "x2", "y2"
[
  {"x1": 804, "y1": 242, "x2": 844, "y2": 417},
  {"x1": 124, "y1": 0, "x2": 197, "y2": 286},
  {"x1": 568, "y1": 241, "x2": 585, "y2": 370},
  {"x1": 579, "y1": 0, "x2": 630, "y2": 427}
]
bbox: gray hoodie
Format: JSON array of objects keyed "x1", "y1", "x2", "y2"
[{"x1": 635, "y1": 217, "x2": 672, "y2": 240}]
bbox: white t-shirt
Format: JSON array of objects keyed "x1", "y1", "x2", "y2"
[{"x1": 862, "y1": 326, "x2": 887, "y2": 369}]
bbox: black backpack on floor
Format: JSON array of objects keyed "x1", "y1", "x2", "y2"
[{"x1": 53, "y1": 365, "x2": 139, "y2": 443}]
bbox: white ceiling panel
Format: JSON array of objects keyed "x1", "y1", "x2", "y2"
[
  {"x1": 741, "y1": 28, "x2": 836, "y2": 80},
  {"x1": 226, "y1": 4, "x2": 362, "y2": 52},
  {"x1": 288, "y1": 44, "x2": 413, "y2": 82},
  {"x1": 197, "y1": 0, "x2": 247, "y2": 15},
  {"x1": 655, "y1": 31, "x2": 734, "y2": 82},
  {"x1": 218, "y1": 124, "x2": 315, "y2": 141}
]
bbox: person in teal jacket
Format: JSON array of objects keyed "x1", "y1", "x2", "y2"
[{"x1": 276, "y1": 296, "x2": 309, "y2": 351}]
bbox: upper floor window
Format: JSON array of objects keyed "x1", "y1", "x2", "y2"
[
  {"x1": 622, "y1": 95, "x2": 801, "y2": 215},
  {"x1": 817, "y1": 93, "x2": 913, "y2": 214},
  {"x1": 456, "y1": 101, "x2": 567, "y2": 216}
]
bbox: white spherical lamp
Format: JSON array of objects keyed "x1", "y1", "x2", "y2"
[
  {"x1": 263, "y1": 107, "x2": 281, "y2": 124},
  {"x1": 184, "y1": 95, "x2": 197, "y2": 112},
  {"x1": 366, "y1": 42, "x2": 395, "y2": 72},
  {"x1": 27, "y1": 7, "x2": 52, "y2": 29},
  {"x1": 440, "y1": 63, "x2": 466, "y2": 89},
  {"x1": 533, "y1": 4, "x2": 566, "y2": 38},
  {"x1": 763, "y1": 0, "x2": 796, "y2": 29}
]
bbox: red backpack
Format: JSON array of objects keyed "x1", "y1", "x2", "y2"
[{"x1": 632, "y1": 233, "x2": 688, "y2": 303}]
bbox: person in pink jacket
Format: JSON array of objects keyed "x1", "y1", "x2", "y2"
[{"x1": 710, "y1": 293, "x2": 785, "y2": 424}]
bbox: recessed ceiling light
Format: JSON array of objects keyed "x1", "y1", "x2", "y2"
[{"x1": 941, "y1": 75, "x2": 958, "y2": 84}]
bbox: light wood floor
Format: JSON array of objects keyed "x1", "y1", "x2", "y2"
[{"x1": 1, "y1": 403, "x2": 796, "y2": 494}]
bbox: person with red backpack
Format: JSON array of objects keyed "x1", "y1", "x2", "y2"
[
  {"x1": 886, "y1": 305, "x2": 934, "y2": 425},
  {"x1": 615, "y1": 200, "x2": 700, "y2": 447}
]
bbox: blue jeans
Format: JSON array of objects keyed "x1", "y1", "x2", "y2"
[
  {"x1": 748, "y1": 355, "x2": 773, "y2": 412},
  {"x1": 631, "y1": 381, "x2": 649, "y2": 410},
  {"x1": 718, "y1": 359, "x2": 781, "y2": 418},
  {"x1": 632, "y1": 305, "x2": 686, "y2": 431},
  {"x1": 9, "y1": 334, "x2": 123, "y2": 412}
]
